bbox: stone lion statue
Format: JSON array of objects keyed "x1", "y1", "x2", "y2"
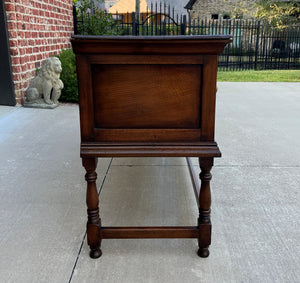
[{"x1": 25, "y1": 57, "x2": 64, "y2": 105}]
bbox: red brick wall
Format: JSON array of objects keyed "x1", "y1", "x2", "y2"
[{"x1": 5, "y1": 0, "x2": 74, "y2": 105}]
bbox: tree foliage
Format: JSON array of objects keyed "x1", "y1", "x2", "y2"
[
  {"x1": 254, "y1": 0, "x2": 300, "y2": 29},
  {"x1": 228, "y1": 1, "x2": 299, "y2": 29},
  {"x1": 227, "y1": 1, "x2": 255, "y2": 19},
  {"x1": 74, "y1": 0, "x2": 119, "y2": 35}
]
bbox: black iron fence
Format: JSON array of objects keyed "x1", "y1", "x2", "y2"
[
  {"x1": 188, "y1": 18, "x2": 300, "y2": 70},
  {"x1": 73, "y1": 5, "x2": 300, "y2": 70}
]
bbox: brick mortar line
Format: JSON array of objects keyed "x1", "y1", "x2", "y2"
[
  {"x1": 9, "y1": 32, "x2": 73, "y2": 36},
  {"x1": 5, "y1": 14, "x2": 72, "y2": 20},
  {"x1": 10, "y1": 40, "x2": 72, "y2": 44},
  {"x1": 10, "y1": 52, "x2": 68, "y2": 63},
  {"x1": 6, "y1": 9, "x2": 73, "y2": 16},
  {"x1": 6, "y1": 20, "x2": 73, "y2": 24},
  {"x1": 10, "y1": 42, "x2": 72, "y2": 48},
  {"x1": 6, "y1": 16, "x2": 73, "y2": 20},
  {"x1": 10, "y1": 43, "x2": 72, "y2": 52},
  {"x1": 11, "y1": 40, "x2": 71, "y2": 44},
  {"x1": 7, "y1": 27, "x2": 73, "y2": 31},
  {"x1": 6, "y1": 2, "x2": 72, "y2": 8}
]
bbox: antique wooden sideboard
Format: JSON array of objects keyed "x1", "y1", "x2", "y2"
[{"x1": 71, "y1": 35, "x2": 232, "y2": 258}]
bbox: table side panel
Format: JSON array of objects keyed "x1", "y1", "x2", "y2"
[
  {"x1": 72, "y1": 37, "x2": 230, "y2": 145},
  {"x1": 92, "y1": 64, "x2": 201, "y2": 129}
]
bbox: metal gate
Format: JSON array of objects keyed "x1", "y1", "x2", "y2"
[{"x1": 0, "y1": 0, "x2": 16, "y2": 106}]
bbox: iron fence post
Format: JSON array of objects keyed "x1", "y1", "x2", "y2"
[
  {"x1": 227, "y1": 19, "x2": 232, "y2": 70},
  {"x1": 73, "y1": 5, "x2": 78, "y2": 35},
  {"x1": 162, "y1": 21, "x2": 166, "y2": 35},
  {"x1": 132, "y1": 12, "x2": 138, "y2": 36},
  {"x1": 254, "y1": 20, "x2": 260, "y2": 70},
  {"x1": 181, "y1": 15, "x2": 186, "y2": 35}
]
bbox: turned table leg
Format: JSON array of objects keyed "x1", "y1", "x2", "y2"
[
  {"x1": 198, "y1": 157, "x2": 213, "y2": 258},
  {"x1": 82, "y1": 157, "x2": 102, "y2": 258}
]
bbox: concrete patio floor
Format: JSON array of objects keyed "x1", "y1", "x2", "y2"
[{"x1": 0, "y1": 82, "x2": 299, "y2": 283}]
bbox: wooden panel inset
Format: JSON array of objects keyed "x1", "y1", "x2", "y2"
[
  {"x1": 92, "y1": 64, "x2": 201, "y2": 129},
  {"x1": 93, "y1": 128, "x2": 201, "y2": 142}
]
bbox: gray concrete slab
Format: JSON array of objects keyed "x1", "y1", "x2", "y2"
[
  {"x1": 215, "y1": 82, "x2": 300, "y2": 167},
  {"x1": 0, "y1": 83, "x2": 299, "y2": 283},
  {"x1": 0, "y1": 104, "x2": 111, "y2": 283},
  {"x1": 0, "y1": 105, "x2": 20, "y2": 119}
]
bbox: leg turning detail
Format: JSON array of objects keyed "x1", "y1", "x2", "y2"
[
  {"x1": 82, "y1": 158, "x2": 102, "y2": 258},
  {"x1": 198, "y1": 157, "x2": 213, "y2": 258}
]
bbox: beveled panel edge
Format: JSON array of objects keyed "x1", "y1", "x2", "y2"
[
  {"x1": 72, "y1": 35, "x2": 232, "y2": 41},
  {"x1": 88, "y1": 54, "x2": 204, "y2": 65},
  {"x1": 80, "y1": 143, "x2": 221, "y2": 158}
]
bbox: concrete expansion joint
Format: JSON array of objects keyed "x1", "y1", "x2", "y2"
[{"x1": 214, "y1": 165, "x2": 300, "y2": 168}]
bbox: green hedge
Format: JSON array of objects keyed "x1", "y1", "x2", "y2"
[{"x1": 56, "y1": 49, "x2": 78, "y2": 103}]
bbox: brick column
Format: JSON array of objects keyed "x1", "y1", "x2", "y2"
[{"x1": 5, "y1": 0, "x2": 74, "y2": 105}]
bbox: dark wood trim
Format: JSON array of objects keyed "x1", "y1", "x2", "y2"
[
  {"x1": 80, "y1": 144, "x2": 221, "y2": 157},
  {"x1": 76, "y1": 55, "x2": 95, "y2": 141},
  {"x1": 201, "y1": 56, "x2": 218, "y2": 141},
  {"x1": 71, "y1": 35, "x2": 232, "y2": 55},
  {"x1": 72, "y1": 35, "x2": 233, "y2": 41},
  {"x1": 100, "y1": 226, "x2": 199, "y2": 239},
  {"x1": 81, "y1": 141, "x2": 219, "y2": 146}
]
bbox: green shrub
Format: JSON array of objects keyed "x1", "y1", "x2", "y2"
[
  {"x1": 56, "y1": 49, "x2": 78, "y2": 103},
  {"x1": 75, "y1": 0, "x2": 120, "y2": 35}
]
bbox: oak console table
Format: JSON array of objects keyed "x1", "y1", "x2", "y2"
[{"x1": 71, "y1": 35, "x2": 232, "y2": 259}]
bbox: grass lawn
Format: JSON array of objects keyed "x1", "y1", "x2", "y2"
[{"x1": 217, "y1": 70, "x2": 300, "y2": 82}]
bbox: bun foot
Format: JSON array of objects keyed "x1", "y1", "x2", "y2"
[
  {"x1": 90, "y1": 248, "x2": 102, "y2": 259},
  {"x1": 198, "y1": 247, "x2": 210, "y2": 258}
]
